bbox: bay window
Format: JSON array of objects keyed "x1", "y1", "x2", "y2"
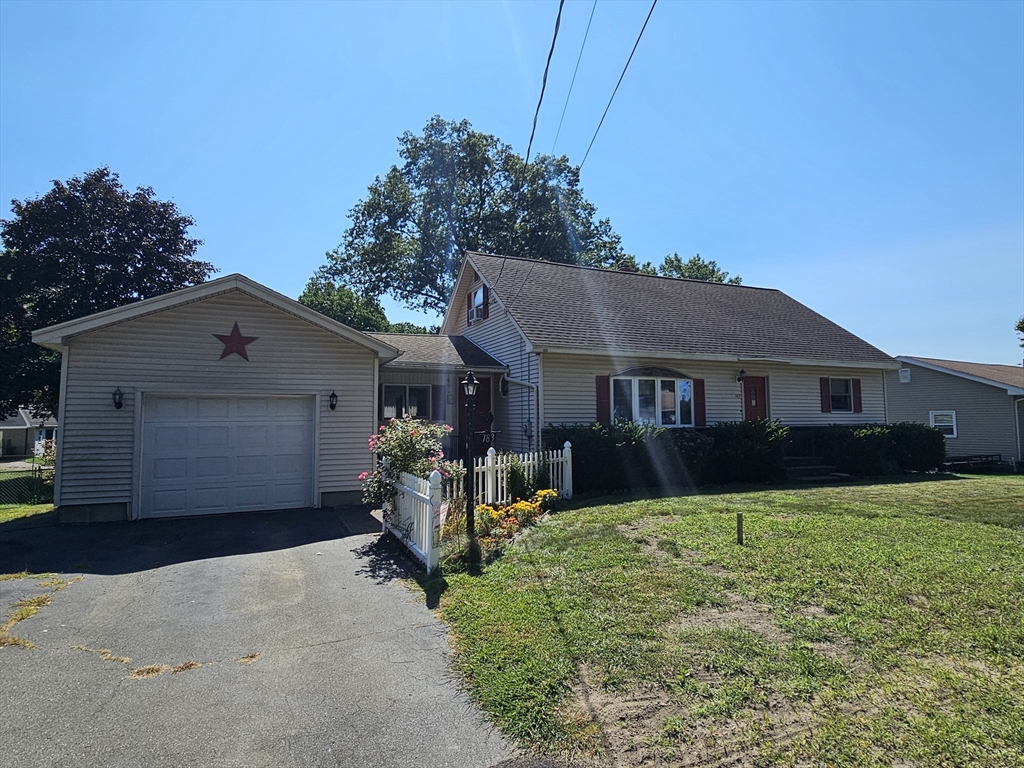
[{"x1": 612, "y1": 375, "x2": 693, "y2": 427}]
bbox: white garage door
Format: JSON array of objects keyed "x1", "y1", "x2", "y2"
[{"x1": 140, "y1": 395, "x2": 315, "y2": 518}]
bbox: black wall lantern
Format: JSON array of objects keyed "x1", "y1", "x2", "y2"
[
  {"x1": 112, "y1": 387, "x2": 124, "y2": 410},
  {"x1": 736, "y1": 369, "x2": 746, "y2": 383},
  {"x1": 328, "y1": 390, "x2": 338, "y2": 411}
]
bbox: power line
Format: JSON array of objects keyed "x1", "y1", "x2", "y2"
[
  {"x1": 525, "y1": 0, "x2": 566, "y2": 166},
  {"x1": 552, "y1": 0, "x2": 598, "y2": 154},
  {"x1": 579, "y1": 0, "x2": 657, "y2": 170}
]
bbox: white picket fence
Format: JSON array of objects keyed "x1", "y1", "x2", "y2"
[
  {"x1": 384, "y1": 469, "x2": 443, "y2": 572},
  {"x1": 453, "y1": 442, "x2": 573, "y2": 506},
  {"x1": 383, "y1": 443, "x2": 572, "y2": 571}
]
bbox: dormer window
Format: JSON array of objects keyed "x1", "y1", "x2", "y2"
[{"x1": 467, "y1": 285, "x2": 488, "y2": 325}]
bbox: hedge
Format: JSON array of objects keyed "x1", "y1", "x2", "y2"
[
  {"x1": 543, "y1": 419, "x2": 946, "y2": 494},
  {"x1": 542, "y1": 420, "x2": 788, "y2": 494},
  {"x1": 810, "y1": 422, "x2": 946, "y2": 477}
]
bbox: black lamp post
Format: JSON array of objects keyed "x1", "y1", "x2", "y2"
[{"x1": 461, "y1": 370, "x2": 479, "y2": 542}]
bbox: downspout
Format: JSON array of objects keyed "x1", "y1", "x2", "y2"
[
  {"x1": 505, "y1": 375, "x2": 539, "y2": 452},
  {"x1": 1014, "y1": 397, "x2": 1023, "y2": 467}
]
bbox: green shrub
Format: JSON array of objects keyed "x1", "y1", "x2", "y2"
[
  {"x1": 505, "y1": 454, "x2": 534, "y2": 501},
  {"x1": 888, "y1": 422, "x2": 946, "y2": 471},
  {"x1": 815, "y1": 425, "x2": 893, "y2": 477},
  {"x1": 702, "y1": 420, "x2": 790, "y2": 484},
  {"x1": 811, "y1": 422, "x2": 946, "y2": 477},
  {"x1": 543, "y1": 422, "x2": 713, "y2": 493}
]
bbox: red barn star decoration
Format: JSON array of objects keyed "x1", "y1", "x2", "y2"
[{"x1": 214, "y1": 322, "x2": 259, "y2": 361}]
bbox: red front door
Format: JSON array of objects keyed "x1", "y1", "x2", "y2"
[
  {"x1": 457, "y1": 376, "x2": 492, "y2": 459},
  {"x1": 743, "y1": 376, "x2": 768, "y2": 421}
]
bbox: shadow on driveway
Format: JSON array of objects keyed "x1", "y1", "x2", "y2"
[{"x1": 0, "y1": 505, "x2": 384, "y2": 576}]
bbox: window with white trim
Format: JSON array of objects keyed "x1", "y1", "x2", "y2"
[
  {"x1": 612, "y1": 376, "x2": 693, "y2": 427},
  {"x1": 468, "y1": 287, "x2": 485, "y2": 323},
  {"x1": 383, "y1": 385, "x2": 431, "y2": 420},
  {"x1": 830, "y1": 378, "x2": 853, "y2": 412},
  {"x1": 929, "y1": 410, "x2": 956, "y2": 438}
]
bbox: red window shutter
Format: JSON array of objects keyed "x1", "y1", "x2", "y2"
[
  {"x1": 378, "y1": 384, "x2": 385, "y2": 421},
  {"x1": 693, "y1": 378, "x2": 706, "y2": 427},
  {"x1": 482, "y1": 287, "x2": 489, "y2": 320},
  {"x1": 595, "y1": 376, "x2": 610, "y2": 425},
  {"x1": 467, "y1": 300, "x2": 473, "y2": 326},
  {"x1": 819, "y1": 377, "x2": 832, "y2": 413},
  {"x1": 431, "y1": 384, "x2": 446, "y2": 423},
  {"x1": 852, "y1": 378, "x2": 863, "y2": 413}
]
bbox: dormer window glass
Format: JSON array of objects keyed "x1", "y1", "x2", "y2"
[{"x1": 468, "y1": 286, "x2": 486, "y2": 324}]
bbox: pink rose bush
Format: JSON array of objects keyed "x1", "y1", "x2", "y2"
[{"x1": 359, "y1": 417, "x2": 463, "y2": 508}]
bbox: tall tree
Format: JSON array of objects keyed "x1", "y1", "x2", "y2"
[
  {"x1": 659, "y1": 253, "x2": 742, "y2": 284},
  {"x1": 324, "y1": 116, "x2": 626, "y2": 315},
  {"x1": 298, "y1": 272, "x2": 390, "y2": 332},
  {"x1": 1, "y1": 168, "x2": 215, "y2": 415},
  {"x1": 1017, "y1": 316, "x2": 1024, "y2": 349}
]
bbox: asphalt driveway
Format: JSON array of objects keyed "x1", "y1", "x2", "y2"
[{"x1": 0, "y1": 508, "x2": 511, "y2": 768}]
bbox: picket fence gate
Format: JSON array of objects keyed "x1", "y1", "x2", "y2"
[
  {"x1": 384, "y1": 467, "x2": 443, "y2": 571},
  {"x1": 384, "y1": 443, "x2": 572, "y2": 571}
]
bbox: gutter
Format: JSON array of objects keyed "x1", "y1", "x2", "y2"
[{"x1": 532, "y1": 346, "x2": 900, "y2": 370}]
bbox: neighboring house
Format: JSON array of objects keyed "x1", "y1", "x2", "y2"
[
  {"x1": 886, "y1": 356, "x2": 1024, "y2": 464},
  {"x1": 0, "y1": 409, "x2": 58, "y2": 457},
  {"x1": 440, "y1": 252, "x2": 900, "y2": 453},
  {"x1": 34, "y1": 255, "x2": 900, "y2": 522}
]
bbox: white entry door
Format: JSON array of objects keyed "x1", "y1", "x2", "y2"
[{"x1": 140, "y1": 395, "x2": 315, "y2": 518}]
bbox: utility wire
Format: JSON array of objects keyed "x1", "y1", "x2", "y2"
[
  {"x1": 579, "y1": 0, "x2": 657, "y2": 170},
  {"x1": 525, "y1": 0, "x2": 566, "y2": 165},
  {"x1": 552, "y1": 0, "x2": 598, "y2": 154}
]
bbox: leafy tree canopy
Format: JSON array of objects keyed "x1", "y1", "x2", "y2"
[
  {"x1": 1, "y1": 168, "x2": 215, "y2": 416},
  {"x1": 658, "y1": 253, "x2": 742, "y2": 284},
  {"x1": 1017, "y1": 316, "x2": 1024, "y2": 349},
  {"x1": 322, "y1": 116, "x2": 626, "y2": 315},
  {"x1": 298, "y1": 272, "x2": 436, "y2": 334},
  {"x1": 298, "y1": 272, "x2": 390, "y2": 332}
]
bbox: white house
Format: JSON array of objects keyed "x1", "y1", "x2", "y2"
[{"x1": 35, "y1": 254, "x2": 902, "y2": 522}]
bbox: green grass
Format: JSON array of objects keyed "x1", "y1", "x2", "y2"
[
  {"x1": 0, "y1": 503, "x2": 54, "y2": 524},
  {"x1": 429, "y1": 475, "x2": 1024, "y2": 766}
]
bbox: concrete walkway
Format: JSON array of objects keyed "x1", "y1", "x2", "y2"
[{"x1": 0, "y1": 508, "x2": 510, "y2": 768}]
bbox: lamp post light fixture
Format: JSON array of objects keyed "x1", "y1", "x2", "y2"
[
  {"x1": 328, "y1": 391, "x2": 338, "y2": 410},
  {"x1": 461, "y1": 370, "x2": 479, "y2": 545},
  {"x1": 736, "y1": 369, "x2": 746, "y2": 383},
  {"x1": 112, "y1": 387, "x2": 124, "y2": 410}
]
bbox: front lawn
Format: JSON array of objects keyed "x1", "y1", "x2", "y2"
[{"x1": 430, "y1": 475, "x2": 1024, "y2": 767}]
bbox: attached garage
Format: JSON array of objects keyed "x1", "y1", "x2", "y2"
[
  {"x1": 32, "y1": 275, "x2": 400, "y2": 523},
  {"x1": 141, "y1": 395, "x2": 315, "y2": 518}
]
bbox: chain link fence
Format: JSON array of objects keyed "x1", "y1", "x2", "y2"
[{"x1": 0, "y1": 463, "x2": 55, "y2": 505}]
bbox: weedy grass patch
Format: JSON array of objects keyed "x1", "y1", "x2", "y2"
[
  {"x1": 433, "y1": 475, "x2": 1024, "y2": 767},
  {"x1": 0, "y1": 503, "x2": 54, "y2": 524}
]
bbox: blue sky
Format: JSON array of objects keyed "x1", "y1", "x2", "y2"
[{"x1": 1, "y1": 0, "x2": 1022, "y2": 364}]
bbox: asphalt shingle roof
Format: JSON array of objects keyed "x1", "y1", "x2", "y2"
[
  {"x1": 904, "y1": 357, "x2": 1024, "y2": 390},
  {"x1": 369, "y1": 333, "x2": 506, "y2": 370},
  {"x1": 467, "y1": 252, "x2": 895, "y2": 365}
]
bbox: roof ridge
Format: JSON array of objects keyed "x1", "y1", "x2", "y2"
[
  {"x1": 907, "y1": 356, "x2": 1023, "y2": 368},
  {"x1": 466, "y1": 251, "x2": 778, "y2": 292}
]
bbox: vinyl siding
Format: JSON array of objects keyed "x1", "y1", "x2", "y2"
[
  {"x1": 58, "y1": 291, "x2": 378, "y2": 509},
  {"x1": 463, "y1": 309, "x2": 537, "y2": 453},
  {"x1": 885, "y1": 364, "x2": 1019, "y2": 460},
  {"x1": 541, "y1": 354, "x2": 887, "y2": 427}
]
